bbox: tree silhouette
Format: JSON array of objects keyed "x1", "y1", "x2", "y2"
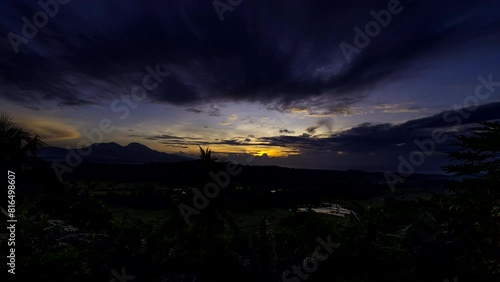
[
  {"x1": 444, "y1": 121, "x2": 500, "y2": 181},
  {"x1": 443, "y1": 121, "x2": 500, "y2": 275},
  {"x1": 198, "y1": 146, "x2": 218, "y2": 169},
  {"x1": 0, "y1": 113, "x2": 46, "y2": 170}
]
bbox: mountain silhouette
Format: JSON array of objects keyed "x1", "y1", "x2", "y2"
[{"x1": 38, "y1": 142, "x2": 193, "y2": 164}]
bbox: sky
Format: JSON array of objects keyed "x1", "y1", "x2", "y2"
[{"x1": 1, "y1": 0, "x2": 499, "y2": 173}]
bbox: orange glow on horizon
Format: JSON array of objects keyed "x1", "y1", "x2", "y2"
[{"x1": 156, "y1": 144, "x2": 299, "y2": 158}]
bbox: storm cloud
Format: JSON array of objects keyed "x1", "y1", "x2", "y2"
[{"x1": 1, "y1": 0, "x2": 499, "y2": 113}]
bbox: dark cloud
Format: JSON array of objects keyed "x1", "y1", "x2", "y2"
[
  {"x1": 133, "y1": 133, "x2": 267, "y2": 147},
  {"x1": 185, "y1": 107, "x2": 203, "y2": 114},
  {"x1": 305, "y1": 119, "x2": 333, "y2": 134},
  {"x1": 167, "y1": 145, "x2": 189, "y2": 149},
  {"x1": 279, "y1": 129, "x2": 295, "y2": 134},
  {"x1": 305, "y1": 127, "x2": 318, "y2": 134},
  {"x1": 233, "y1": 102, "x2": 500, "y2": 172},
  {"x1": 208, "y1": 105, "x2": 222, "y2": 117},
  {"x1": 260, "y1": 102, "x2": 500, "y2": 156},
  {"x1": 144, "y1": 134, "x2": 204, "y2": 141},
  {"x1": 185, "y1": 105, "x2": 223, "y2": 116},
  {"x1": 0, "y1": 0, "x2": 498, "y2": 112}
]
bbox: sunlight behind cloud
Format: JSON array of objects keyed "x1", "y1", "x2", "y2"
[{"x1": 18, "y1": 119, "x2": 81, "y2": 141}]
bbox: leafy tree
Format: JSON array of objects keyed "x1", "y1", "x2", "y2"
[
  {"x1": 1, "y1": 113, "x2": 46, "y2": 170},
  {"x1": 444, "y1": 121, "x2": 500, "y2": 180},
  {"x1": 443, "y1": 121, "x2": 500, "y2": 276}
]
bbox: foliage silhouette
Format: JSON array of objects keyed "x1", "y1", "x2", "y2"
[{"x1": 443, "y1": 121, "x2": 500, "y2": 276}]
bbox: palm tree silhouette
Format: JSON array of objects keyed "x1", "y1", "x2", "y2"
[
  {"x1": 192, "y1": 145, "x2": 243, "y2": 275},
  {"x1": 198, "y1": 146, "x2": 218, "y2": 168}
]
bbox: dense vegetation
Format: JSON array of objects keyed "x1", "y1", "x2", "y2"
[{"x1": 1, "y1": 116, "x2": 499, "y2": 281}]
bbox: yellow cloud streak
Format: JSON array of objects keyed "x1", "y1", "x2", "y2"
[{"x1": 19, "y1": 119, "x2": 81, "y2": 141}]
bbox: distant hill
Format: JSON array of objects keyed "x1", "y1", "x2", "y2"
[
  {"x1": 38, "y1": 142, "x2": 193, "y2": 164},
  {"x1": 57, "y1": 160, "x2": 455, "y2": 198}
]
